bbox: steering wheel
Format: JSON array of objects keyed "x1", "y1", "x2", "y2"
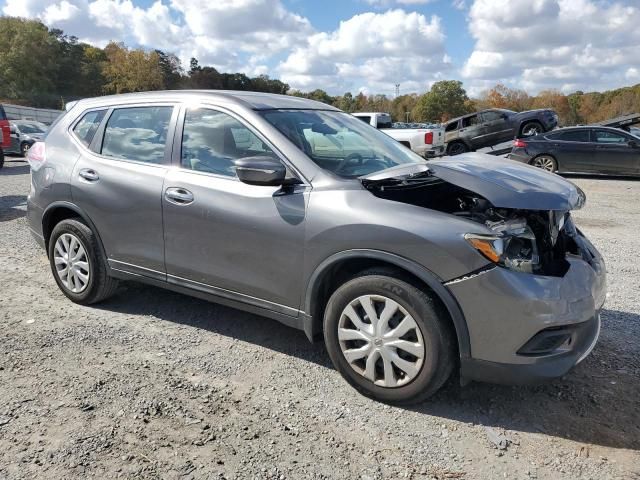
[{"x1": 335, "y1": 153, "x2": 364, "y2": 175}]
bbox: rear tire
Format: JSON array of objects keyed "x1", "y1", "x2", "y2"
[
  {"x1": 530, "y1": 154, "x2": 557, "y2": 173},
  {"x1": 446, "y1": 141, "x2": 468, "y2": 156},
  {"x1": 0, "y1": 148, "x2": 4, "y2": 169},
  {"x1": 48, "y1": 218, "x2": 119, "y2": 304},
  {"x1": 323, "y1": 271, "x2": 455, "y2": 404}
]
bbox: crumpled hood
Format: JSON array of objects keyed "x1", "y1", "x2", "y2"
[{"x1": 362, "y1": 153, "x2": 585, "y2": 211}]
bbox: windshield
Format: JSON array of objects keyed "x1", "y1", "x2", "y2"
[
  {"x1": 17, "y1": 123, "x2": 46, "y2": 134},
  {"x1": 261, "y1": 110, "x2": 426, "y2": 178}
]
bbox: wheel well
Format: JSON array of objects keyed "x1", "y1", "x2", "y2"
[
  {"x1": 446, "y1": 140, "x2": 468, "y2": 153},
  {"x1": 309, "y1": 258, "x2": 458, "y2": 354},
  {"x1": 398, "y1": 141, "x2": 411, "y2": 149},
  {"x1": 42, "y1": 207, "x2": 80, "y2": 251}
]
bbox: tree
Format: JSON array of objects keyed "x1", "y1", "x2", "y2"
[
  {"x1": 477, "y1": 84, "x2": 531, "y2": 111},
  {"x1": 412, "y1": 80, "x2": 471, "y2": 122},
  {"x1": 531, "y1": 90, "x2": 570, "y2": 125},
  {"x1": 102, "y1": 42, "x2": 164, "y2": 94},
  {"x1": 155, "y1": 50, "x2": 183, "y2": 90},
  {"x1": 391, "y1": 94, "x2": 419, "y2": 122}
]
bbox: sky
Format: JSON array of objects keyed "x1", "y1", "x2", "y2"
[{"x1": 3, "y1": 0, "x2": 640, "y2": 97}]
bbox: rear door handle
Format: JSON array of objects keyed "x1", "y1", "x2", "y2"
[
  {"x1": 165, "y1": 187, "x2": 194, "y2": 205},
  {"x1": 79, "y1": 168, "x2": 99, "y2": 182}
]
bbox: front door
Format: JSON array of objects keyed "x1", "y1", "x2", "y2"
[
  {"x1": 162, "y1": 106, "x2": 307, "y2": 315},
  {"x1": 71, "y1": 105, "x2": 176, "y2": 280},
  {"x1": 460, "y1": 113, "x2": 487, "y2": 149}
]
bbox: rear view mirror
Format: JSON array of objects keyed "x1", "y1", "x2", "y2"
[{"x1": 235, "y1": 156, "x2": 287, "y2": 186}]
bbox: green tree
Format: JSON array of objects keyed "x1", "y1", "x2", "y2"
[
  {"x1": 102, "y1": 42, "x2": 164, "y2": 94},
  {"x1": 0, "y1": 17, "x2": 59, "y2": 103},
  {"x1": 155, "y1": 50, "x2": 183, "y2": 89},
  {"x1": 412, "y1": 80, "x2": 471, "y2": 122}
]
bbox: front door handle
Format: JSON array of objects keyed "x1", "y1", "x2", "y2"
[
  {"x1": 165, "y1": 187, "x2": 194, "y2": 205},
  {"x1": 79, "y1": 168, "x2": 99, "y2": 182}
]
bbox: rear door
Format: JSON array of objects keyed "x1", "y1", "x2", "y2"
[
  {"x1": 460, "y1": 114, "x2": 486, "y2": 149},
  {"x1": 162, "y1": 105, "x2": 307, "y2": 314},
  {"x1": 591, "y1": 129, "x2": 639, "y2": 175},
  {"x1": 71, "y1": 104, "x2": 177, "y2": 280},
  {"x1": 546, "y1": 129, "x2": 594, "y2": 172}
]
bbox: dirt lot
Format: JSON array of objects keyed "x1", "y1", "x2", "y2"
[{"x1": 1, "y1": 156, "x2": 639, "y2": 480}]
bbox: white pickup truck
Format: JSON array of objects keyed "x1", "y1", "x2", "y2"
[{"x1": 353, "y1": 112, "x2": 445, "y2": 158}]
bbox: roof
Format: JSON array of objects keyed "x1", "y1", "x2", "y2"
[{"x1": 72, "y1": 90, "x2": 340, "y2": 112}]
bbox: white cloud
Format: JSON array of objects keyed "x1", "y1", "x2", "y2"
[
  {"x1": 366, "y1": 0, "x2": 435, "y2": 5},
  {"x1": 462, "y1": 0, "x2": 640, "y2": 94},
  {"x1": 279, "y1": 9, "x2": 451, "y2": 93}
]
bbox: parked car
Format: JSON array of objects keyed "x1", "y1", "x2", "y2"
[
  {"x1": 444, "y1": 108, "x2": 558, "y2": 156},
  {"x1": 508, "y1": 126, "x2": 640, "y2": 176},
  {"x1": 353, "y1": 112, "x2": 445, "y2": 158},
  {"x1": 27, "y1": 91, "x2": 605, "y2": 404},
  {"x1": 0, "y1": 104, "x2": 9, "y2": 168},
  {"x1": 6, "y1": 120, "x2": 47, "y2": 156}
]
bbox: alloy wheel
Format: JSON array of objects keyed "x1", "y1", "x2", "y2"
[
  {"x1": 531, "y1": 156, "x2": 556, "y2": 172},
  {"x1": 338, "y1": 295, "x2": 425, "y2": 388},
  {"x1": 54, "y1": 233, "x2": 90, "y2": 293}
]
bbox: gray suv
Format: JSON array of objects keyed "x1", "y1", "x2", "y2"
[
  {"x1": 445, "y1": 108, "x2": 558, "y2": 155},
  {"x1": 27, "y1": 91, "x2": 605, "y2": 404}
]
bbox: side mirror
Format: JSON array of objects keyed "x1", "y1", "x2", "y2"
[
  {"x1": 628, "y1": 140, "x2": 639, "y2": 149},
  {"x1": 235, "y1": 156, "x2": 287, "y2": 186},
  {"x1": 9, "y1": 125, "x2": 17, "y2": 134}
]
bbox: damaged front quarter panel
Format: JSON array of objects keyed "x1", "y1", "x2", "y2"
[{"x1": 361, "y1": 153, "x2": 594, "y2": 278}]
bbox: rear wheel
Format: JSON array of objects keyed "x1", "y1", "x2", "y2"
[
  {"x1": 0, "y1": 148, "x2": 4, "y2": 169},
  {"x1": 530, "y1": 155, "x2": 557, "y2": 172},
  {"x1": 20, "y1": 142, "x2": 31, "y2": 157},
  {"x1": 446, "y1": 141, "x2": 468, "y2": 156},
  {"x1": 323, "y1": 271, "x2": 455, "y2": 404},
  {"x1": 49, "y1": 218, "x2": 119, "y2": 304}
]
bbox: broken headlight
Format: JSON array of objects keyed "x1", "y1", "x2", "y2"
[{"x1": 465, "y1": 219, "x2": 540, "y2": 273}]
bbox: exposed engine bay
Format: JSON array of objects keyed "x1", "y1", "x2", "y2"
[{"x1": 362, "y1": 174, "x2": 596, "y2": 277}]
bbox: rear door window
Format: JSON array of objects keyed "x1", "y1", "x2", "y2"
[
  {"x1": 101, "y1": 106, "x2": 173, "y2": 164},
  {"x1": 551, "y1": 130, "x2": 590, "y2": 142},
  {"x1": 73, "y1": 110, "x2": 106, "y2": 147}
]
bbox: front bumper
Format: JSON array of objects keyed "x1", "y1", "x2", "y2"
[{"x1": 448, "y1": 249, "x2": 606, "y2": 385}]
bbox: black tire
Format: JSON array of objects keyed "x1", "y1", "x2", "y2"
[
  {"x1": 446, "y1": 141, "x2": 468, "y2": 156},
  {"x1": 529, "y1": 154, "x2": 558, "y2": 173},
  {"x1": 520, "y1": 121, "x2": 543, "y2": 138},
  {"x1": 20, "y1": 142, "x2": 31, "y2": 157},
  {"x1": 0, "y1": 148, "x2": 4, "y2": 169},
  {"x1": 323, "y1": 270, "x2": 455, "y2": 404},
  {"x1": 48, "y1": 218, "x2": 119, "y2": 304}
]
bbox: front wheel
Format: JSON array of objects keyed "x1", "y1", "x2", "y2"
[
  {"x1": 530, "y1": 155, "x2": 557, "y2": 173},
  {"x1": 323, "y1": 271, "x2": 455, "y2": 404},
  {"x1": 49, "y1": 218, "x2": 119, "y2": 304}
]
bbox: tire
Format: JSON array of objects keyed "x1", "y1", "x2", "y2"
[
  {"x1": 323, "y1": 270, "x2": 455, "y2": 404},
  {"x1": 0, "y1": 148, "x2": 4, "y2": 169},
  {"x1": 48, "y1": 218, "x2": 119, "y2": 305},
  {"x1": 520, "y1": 121, "x2": 543, "y2": 138},
  {"x1": 20, "y1": 142, "x2": 31, "y2": 157},
  {"x1": 446, "y1": 141, "x2": 468, "y2": 156},
  {"x1": 530, "y1": 154, "x2": 557, "y2": 173}
]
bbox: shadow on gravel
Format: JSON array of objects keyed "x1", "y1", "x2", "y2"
[
  {"x1": 0, "y1": 194, "x2": 27, "y2": 221},
  {"x1": 0, "y1": 162, "x2": 30, "y2": 176},
  {"x1": 562, "y1": 173, "x2": 640, "y2": 181},
  {"x1": 97, "y1": 284, "x2": 640, "y2": 451},
  {"x1": 416, "y1": 308, "x2": 640, "y2": 451},
  {"x1": 97, "y1": 282, "x2": 333, "y2": 368}
]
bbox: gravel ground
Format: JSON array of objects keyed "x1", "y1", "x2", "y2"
[{"x1": 1, "y1": 156, "x2": 639, "y2": 480}]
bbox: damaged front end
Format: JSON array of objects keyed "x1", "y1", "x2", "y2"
[{"x1": 361, "y1": 156, "x2": 596, "y2": 278}]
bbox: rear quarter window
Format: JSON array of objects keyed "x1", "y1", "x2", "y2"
[{"x1": 72, "y1": 110, "x2": 107, "y2": 147}]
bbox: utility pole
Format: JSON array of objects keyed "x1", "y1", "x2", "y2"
[
  {"x1": 395, "y1": 84, "x2": 400, "y2": 98},
  {"x1": 405, "y1": 111, "x2": 410, "y2": 122}
]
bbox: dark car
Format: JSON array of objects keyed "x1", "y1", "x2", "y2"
[
  {"x1": 444, "y1": 108, "x2": 558, "y2": 156},
  {"x1": 508, "y1": 126, "x2": 640, "y2": 176},
  {"x1": 7, "y1": 120, "x2": 47, "y2": 156}
]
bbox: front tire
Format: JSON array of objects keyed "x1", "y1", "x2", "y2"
[
  {"x1": 323, "y1": 271, "x2": 455, "y2": 404},
  {"x1": 520, "y1": 121, "x2": 543, "y2": 137},
  {"x1": 48, "y1": 218, "x2": 119, "y2": 304}
]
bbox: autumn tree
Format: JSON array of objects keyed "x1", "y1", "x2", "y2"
[
  {"x1": 412, "y1": 80, "x2": 471, "y2": 122},
  {"x1": 102, "y1": 42, "x2": 164, "y2": 94},
  {"x1": 478, "y1": 84, "x2": 531, "y2": 111},
  {"x1": 531, "y1": 90, "x2": 571, "y2": 125}
]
